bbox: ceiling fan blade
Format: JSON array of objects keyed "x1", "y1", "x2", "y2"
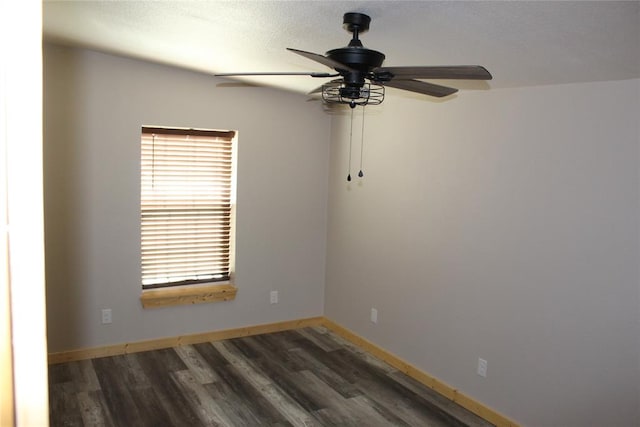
[
  {"x1": 287, "y1": 48, "x2": 355, "y2": 73},
  {"x1": 375, "y1": 65, "x2": 492, "y2": 80},
  {"x1": 215, "y1": 71, "x2": 337, "y2": 78},
  {"x1": 381, "y1": 79, "x2": 458, "y2": 98}
]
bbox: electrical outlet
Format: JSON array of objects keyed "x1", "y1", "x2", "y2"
[
  {"x1": 370, "y1": 307, "x2": 378, "y2": 324},
  {"x1": 477, "y1": 358, "x2": 487, "y2": 377},
  {"x1": 270, "y1": 290, "x2": 278, "y2": 304},
  {"x1": 101, "y1": 308, "x2": 112, "y2": 325}
]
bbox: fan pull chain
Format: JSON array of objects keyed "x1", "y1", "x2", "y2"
[
  {"x1": 347, "y1": 107, "x2": 354, "y2": 182},
  {"x1": 358, "y1": 105, "x2": 365, "y2": 178}
]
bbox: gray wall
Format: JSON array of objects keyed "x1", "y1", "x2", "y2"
[
  {"x1": 44, "y1": 42, "x2": 640, "y2": 426},
  {"x1": 43, "y1": 44, "x2": 330, "y2": 352},
  {"x1": 325, "y1": 80, "x2": 640, "y2": 427}
]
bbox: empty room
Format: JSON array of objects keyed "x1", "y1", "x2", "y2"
[{"x1": 2, "y1": 1, "x2": 639, "y2": 426}]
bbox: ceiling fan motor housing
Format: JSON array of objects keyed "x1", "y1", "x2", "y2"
[
  {"x1": 326, "y1": 47, "x2": 385, "y2": 74},
  {"x1": 327, "y1": 13, "x2": 385, "y2": 92}
]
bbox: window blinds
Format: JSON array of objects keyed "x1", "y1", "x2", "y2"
[{"x1": 141, "y1": 127, "x2": 235, "y2": 289}]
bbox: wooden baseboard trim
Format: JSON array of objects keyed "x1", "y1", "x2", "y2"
[
  {"x1": 48, "y1": 316, "x2": 324, "y2": 364},
  {"x1": 321, "y1": 317, "x2": 519, "y2": 427}
]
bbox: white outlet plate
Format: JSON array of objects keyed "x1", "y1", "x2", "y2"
[
  {"x1": 370, "y1": 307, "x2": 378, "y2": 323},
  {"x1": 270, "y1": 290, "x2": 278, "y2": 304},
  {"x1": 101, "y1": 308, "x2": 112, "y2": 324},
  {"x1": 477, "y1": 358, "x2": 487, "y2": 377}
]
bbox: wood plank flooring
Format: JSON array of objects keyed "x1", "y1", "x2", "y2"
[{"x1": 49, "y1": 327, "x2": 493, "y2": 427}]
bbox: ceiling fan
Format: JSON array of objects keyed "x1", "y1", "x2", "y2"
[{"x1": 216, "y1": 12, "x2": 492, "y2": 108}]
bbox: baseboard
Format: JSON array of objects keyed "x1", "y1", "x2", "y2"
[
  {"x1": 47, "y1": 316, "x2": 324, "y2": 364},
  {"x1": 48, "y1": 315, "x2": 517, "y2": 426},
  {"x1": 320, "y1": 317, "x2": 519, "y2": 427}
]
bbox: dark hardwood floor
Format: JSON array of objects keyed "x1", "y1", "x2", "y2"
[{"x1": 49, "y1": 327, "x2": 493, "y2": 426}]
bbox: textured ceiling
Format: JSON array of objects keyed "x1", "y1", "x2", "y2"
[{"x1": 43, "y1": 1, "x2": 640, "y2": 96}]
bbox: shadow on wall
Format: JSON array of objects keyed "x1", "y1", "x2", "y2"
[{"x1": 43, "y1": 47, "x2": 94, "y2": 352}]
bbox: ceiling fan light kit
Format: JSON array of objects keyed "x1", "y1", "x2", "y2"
[
  {"x1": 216, "y1": 12, "x2": 492, "y2": 108},
  {"x1": 322, "y1": 81, "x2": 384, "y2": 107}
]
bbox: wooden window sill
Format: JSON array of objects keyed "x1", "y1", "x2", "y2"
[{"x1": 140, "y1": 283, "x2": 237, "y2": 309}]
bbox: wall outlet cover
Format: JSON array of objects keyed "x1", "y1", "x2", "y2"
[
  {"x1": 477, "y1": 358, "x2": 488, "y2": 377},
  {"x1": 101, "y1": 308, "x2": 112, "y2": 324}
]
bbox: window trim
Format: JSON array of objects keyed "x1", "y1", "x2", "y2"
[
  {"x1": 140, "y1": 282, "x2": 237, "y2": 309},
  {"x1": 139, "y1": 125, "x2": 237, "y2": 306}
]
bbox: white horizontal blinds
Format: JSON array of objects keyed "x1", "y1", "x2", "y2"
[{"x1": 141, "y1": 127, "x2": 235, "y2": 289}]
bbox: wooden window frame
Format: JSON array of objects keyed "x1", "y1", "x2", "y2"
[{"x1": 140, "y1": 126, "x2": 237, "y2": 308}]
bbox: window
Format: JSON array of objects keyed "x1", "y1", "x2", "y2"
[{"x1": 140, "y1": 126, "x2": 236, "y2": 290}]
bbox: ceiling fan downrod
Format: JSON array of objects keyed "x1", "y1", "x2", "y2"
[{"x1": 343, "y1": 12, "x2": 370, "y2": 47}]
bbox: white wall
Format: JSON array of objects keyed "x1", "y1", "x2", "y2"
[
  {"x1": 325, "y1": 79, "x2": 640, "y2": 427},
  {"x1": 43, "y1": 44, "x2": 330, "y2": 352},
  {"x1": 2, "y1": 1, "x2": 48, "y2": 424}
]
